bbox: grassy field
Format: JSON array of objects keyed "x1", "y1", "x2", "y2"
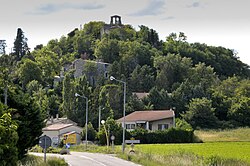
[
  {"x1": 124, "y1": 128, "x2": 250, "y2": 165},
  {"x1": 195, "y1": 128, "x2": 250, "y2": 142},
  {"x1": 133, "y1": 142, "x2": 250, "y2": 165}
]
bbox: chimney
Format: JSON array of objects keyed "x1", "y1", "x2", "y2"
[
  {"x1": 51, "y1": 116, "x2": 53, "y2": 123},
  {"x1": 56, "y1": 114, "x2": 59, "y2": 120}
]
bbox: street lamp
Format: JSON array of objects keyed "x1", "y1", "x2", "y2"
[
  {"x1": 110, "y1": 76, "x2": 126, "y2": 153},
  {"x1": 101, "y1": 120, "x2": 109, "y2": 149},
  {"x1": 75, "y1": 93, "x2": 88, "y2": 149}
]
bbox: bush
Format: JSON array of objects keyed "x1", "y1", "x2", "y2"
[
  {"x1": 47, "y1": 157, "x2": 68, "y2": 166},
  {"x1": 130, "y1": 127, "x2": 201, "y2": 144},
  {"x1": 81, "y1": 122, "x2": 97, "y2": 141}
]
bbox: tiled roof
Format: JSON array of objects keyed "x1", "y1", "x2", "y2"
[
  {"x1": 42, "y1": 123, "x2": 73, "y2": 131},
  {"x1": 132, "y1": 92, "x2": 149, "y2": 99},
  {"x1": 117, "y1": 110, "x2": 174, "y2": 122}
]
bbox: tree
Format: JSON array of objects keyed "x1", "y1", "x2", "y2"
[
  {"x1": 73, "y1": 75, "x2": 91, "y2": 126},
  {"x1": 183, "y1": 98, "x2": 218, "y2": 129},
  {"x1": 212, "y1": 77, "x2": 250, "y2": 126},
  {"x1": 33, "y1": 47, "x2": 60, "y2": 85},
  {"x1": 18, "y1": 59, "x2": 42, "y2": 88},
  {"x1": 144, "y1": 87, "x2": 172, "y2": 110},
  {"x1": 129, "y1": 65, "x2": 155, "y2": 92},
  {"x1": 8, "y1": 89, "x2": 44, "y2": 159},
  {"x1": 0, "y1": 103, "x2": 18, "y2": 166},
  {"x1": 13, "y1": 28, "x2": 30, "y2": 61},
  {"x1": 172, "y1": 63, "x2": 219, "y2": 115},
  {"x1": 0, "y1": 40, "x2": 7, "y2": 55},
  {"x1": 137, "y1": 25, "x2": 162, "y2": 49},
  {"x1": 99, "y1": 84, "x2": 122, "y2": 119},
  {"x1": 94, "y1": 38, "x2": 120, "y2": 63},
  {"x1": 62, "y1": 71, "x2": 75, "y2": 116},
  {"x1": 154, "y1": 54, "x2": 192, "y2": 91},
  {"x1": 81, "y1": 122, "x2": 97, "y2": 141},
  {"x1": 229, "y1": 96, "x2": 250, "y2": 126}
]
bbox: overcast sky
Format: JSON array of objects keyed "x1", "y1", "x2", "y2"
[{"x1": 1, "y1": 0, "x2": 249, "y2": 65}]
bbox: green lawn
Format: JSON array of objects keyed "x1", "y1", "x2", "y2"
[
  {"x1": 195, "y1": 128, "x2": 250, "y2": 142},
  {"x1": 134, "y1": 142, "x2": 250, "y2": 164}
]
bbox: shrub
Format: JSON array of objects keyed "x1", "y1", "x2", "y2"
[
  {"x1": 130, "y1": 127, "x2": 201, "y2": 144},
  {"x1": 81, "y1": 122, "x2": 97, "y2": 141},
  {"x1": 47, "y1": 157, "x2": 68, "y2": 166}
]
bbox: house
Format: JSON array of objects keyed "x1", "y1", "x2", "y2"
[
  {"x1": 54, "y1": 59, "x2": 110, "y2": 86},
  {"x1": 117, "y1": 110, "x2": 175, "y2": 131},
  {"x1": 132, "y1": 92, "x2": 149, "y2": 100},
  {"x1": 42, "y1": 123, "x2": 83, "y2": 147}
]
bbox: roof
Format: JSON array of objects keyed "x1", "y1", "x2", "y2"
[
  {"x1": 46, "y1": 117, "x2": 77, "y2": 126},
  {"x1": 43, "y1": 123, "x2": 73, "y2": 131},
  {"x1": 132, "y1": 92, "x2": 149, "y2": 99},
  {"x1": 117, "y1": 110, "x2": 174, "y2": 123}
]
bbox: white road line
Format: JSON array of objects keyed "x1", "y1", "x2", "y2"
[{"x1": 80, "y1": 155, "x2": 107, "y2": 166}]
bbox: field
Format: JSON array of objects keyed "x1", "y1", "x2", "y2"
[
  {"x1": 120, "y1": 128, "x2": 250, "y2": 166},
  {"x1": 133, "y1": 142, "x2": 250, "y2": 164},
  {"x1": 195, "y1": 128, "x2": 250, "y2": 142}
]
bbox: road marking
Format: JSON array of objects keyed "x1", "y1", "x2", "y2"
[{"x1": 80, "y1": 155, "x2": 107, "y2": 166}]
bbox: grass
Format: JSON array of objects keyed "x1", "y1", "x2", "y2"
[
  {"x1": 133, "y1": 142, "x2": 250, "y2": 165},
  {"x1": 195, "y1": 127, "x2": 250, "y2": 142},
  {"x1": 17, "y1": 155, "x2": 68, "y2": 166}
]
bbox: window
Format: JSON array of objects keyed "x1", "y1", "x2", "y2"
[
  {"x1": 126, "y1": 124, "x2": 136, "y2": 129},
  {"x1": 158, "y1": 124, "x2": 169, "y2": 130}
]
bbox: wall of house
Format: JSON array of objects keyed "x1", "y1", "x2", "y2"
[
  {"x1": 42, "y1": 130, "x2": 59, "y2": 147},
  {"x1": 43, "y1": 126, "x2": 83, "y2": 147},
  {"x1": 151, "y1": 118, "x2": 174, "y2": 131}
]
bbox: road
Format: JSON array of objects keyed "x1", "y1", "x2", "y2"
[{"x1": 30, "y1": 152, "x2": 141, "y2": 166}]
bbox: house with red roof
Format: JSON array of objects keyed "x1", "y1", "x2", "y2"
[{"x1": 117, "y1": 110, "x2": 175, "y2": 131}]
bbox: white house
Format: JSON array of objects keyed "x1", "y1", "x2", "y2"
[
  {"x1": 42, "y1": 123, "x2": 82, "y2": 147},
  {"x1": 117, "y1": 110, "x2": 175, "y2": 131}
]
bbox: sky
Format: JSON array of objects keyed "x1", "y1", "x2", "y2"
[{"x1": 1, "y1": 0, "x2": 249, "y2": 65}]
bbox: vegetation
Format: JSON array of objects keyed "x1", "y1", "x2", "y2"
[
  {"x1": 195, "y1": 128, "x2": 250, "y2": 142},
  {"x1": 17, "y1": 155, "x2": 68, "y2": 166},
  {"x1": 0, "y1": 18, "x2": 250, "y2": 164},
  {"x1": 130, "y1": 142, "x2": 250, "y2": 165}
]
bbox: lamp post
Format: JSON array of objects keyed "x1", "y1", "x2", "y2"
[
  {"x1": 101, "y1": 120, "x2": 109, "y2": 149},
  {"x1": 75, "y1": 93, "x2": 88, "y2": 149},
  {"x1": 110, "y1": 76, "x2": 126, "y2": 153}
]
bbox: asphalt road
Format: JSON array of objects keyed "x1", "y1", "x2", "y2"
[{"x1": 30, "y1": 152, "x2": 141, "y2": 166}]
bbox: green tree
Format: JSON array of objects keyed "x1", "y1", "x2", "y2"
[
  {"x1": 8, "y1": 89, "x2": 44, "y2": 159},
  {"x1": 129, "y1": 65, "x2": 155, "y2": 92},
  {"x1": 62, "y1": 72, "x2": 75, "y2": 116},
  {"x1": 81, "y1": 122, "x2": 97, "y2": 141},
  {"x1": 172, "y1": 63, "x2": 219, "y2": 115},
  {"x1": 154, "y1": 54, "x2": 192, "y2": 91},
  {"x1": 229, "y1": 96, "x2": 250, "y2": 126},
  {"x1": 137, "y1": 25, "x2": 162, "y2": 49},
  {"x1": 13, "y1": 28, "x2": 30, "y2": 61},
  {"x1": 33, "y1": 47, "x2": 60, "y2": 85},
  {"x1": 144, "y1": 87, "x2": 172, "y2": 110},
  {"x1": 0, "y1": 103, "x2": 18, "y2": 166},
  {"x1": 73, "y1": 75, "x2": 91, "y2": 126},
  {"x1": 18, "y1": 59, "x2": 42, "y2": 88},
  {"x1": 94, "y1": 38, "x2": 120, "y2": 63},
  {"x1": 183, "y1": 98, "x2": 218, "y2": 129}
]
